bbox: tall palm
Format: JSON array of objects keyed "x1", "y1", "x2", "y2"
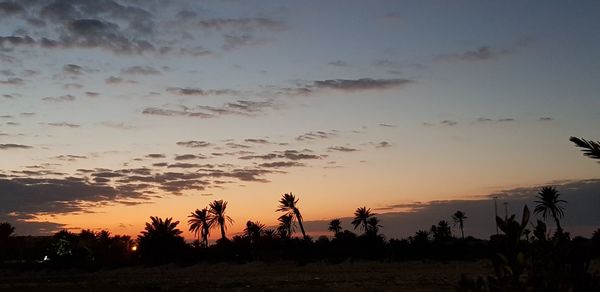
[
  {"x1": 534, "y1": 186, "x2": 567, "y2": 232},
  {"x1": 277, "y1": 214, "x2": 294, "y2": 239},
  {"x1": 570, "y1": 137, "x2": 600, "y2": 160},
  {"x1": 328, "y1": 218, "x2": 342, "y2": 236},
  {"x1": 188, "y1": 208, "x2": 211, "y2": 247},
  {"x1": 452, "y1": 210, "x2": 468, "y2": 239},
  {"x1": 276, "y1": 193, "x2": 307, "y2": 239},
  {"x1": 351, "y1": 206, "x2": 375, "y2": 234},
  {"x1": 208, "y1": 200, "x2": 233, "y2": 240}
]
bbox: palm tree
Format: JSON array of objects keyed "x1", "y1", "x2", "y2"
[
  {"x1": 188, "y1": 208, "x2": 211, "y2": 247},
  {"x1": 208, "y1": 200, "x2": 233, "y2": 240},
  {"x1": 276, "y1": 193, "x2": 307, "y2": 239},
  {"x1": 452, "y1": 210, "x2": 468, "y2": 239},
  {"x1": 367, "y1": 217, "x2": 382, "y2": 236},
  {"x1": 277, "y1": 214, "x2": 294, "y2": 239},
  {"x1": 244, "y1": 220, "x2": 265, "y2": 243},
  {"x1": 352, "y1": 206, "x2": 376, "y2": 234},
  {"x1": 570, "y1": 137, "x2": 600, "y2": 160},
  {"x1": 328, "y1": 218, "x2": 342, "y2": 236},
  {"x1": 0, "y1": 222, "x2": 15, "y2": 239},
  {"x1": 137, "y1": 216, "x2": 185, "y2": 263},
  {"x1": 534, "y1": 186, "x2": 567, "y2": 232}
]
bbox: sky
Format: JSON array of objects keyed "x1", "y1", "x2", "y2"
[{"x1": 0, "y1": 0, "x2": 599, "y2": 239}]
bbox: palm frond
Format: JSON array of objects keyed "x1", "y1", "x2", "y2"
[{"x1": 570, "y1": 136, "x2": 600, "y2": 160}]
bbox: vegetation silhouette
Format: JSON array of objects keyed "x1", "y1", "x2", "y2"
[
  {"x1": 208, "y1": 200, "x2": 233, "y2": 242},
  {"x1": 137, "y1": 216, "x2": 186, "y2": 264},
  {"x1": 328, "y1": 218, "x2": 342, "y2": 236},
  {"x1": 351, "y1": 206, "x2": 376, "y2": 235},
  {"x1": 276, "y1": 193, "x2": 307, "y2": 239},
  {"x1": 452, "y1": 210, "x2": 467, "y2": 239},
  {"x1": 188, "y1": 208, "x2": 211, "y2": 248},
  {"x1": 534, "y1": 186, "x2": 567, "y2": 234},
  {"x1": 570, "y1": 136, "x2": 600, "y2": 160}
]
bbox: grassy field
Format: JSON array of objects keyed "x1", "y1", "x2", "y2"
[{"x1": 0, "y1": 260, "x2": 493, "y2": 291}]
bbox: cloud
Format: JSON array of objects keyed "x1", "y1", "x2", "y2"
[
  {"x1": 539, "y1": 117, "x2": 554, "y2": 121},
  {"x1": 311, "y1": 78, "x2": 413, "y2": 91},
  {"x1": 375, "y1": 141, "x2": 391, "y2": 148},
  {"x1": 435, "y1": 46, "x2": 511, "y2": 62},
  {"x1": 0, "y1": 77, "x2": 24, "y2": 85},
  {"x1": 122, "y1": 65, "x2": 161, "y2": 75},
  {"x1": 176, "y1": 140, "x2": 212, "y2": 148},
  {"x1": 475, "y1": 117, "x2": 515, "y2": 123},
  {"x1": 328, "y1": 60, "x2": 349, "y2": 67},
  {"x1": 328, "y1": 146, "x2": 359, "y2": 152},
  {"x1": 259, "y1": 161, "x2": 305, "y2": 168},
  {"x1": 145, "y1": 154, "x2": 166, "y2": 159},
  {"x1": 245, "y1": 138, "x2": 270, "y2": 144},
  {"x1": 440, "y1": 120, "x2": 458, "y2": 126},
  {"x1": 240, "y1": 150, "x2": 321, "y2": 161},
  {"x1": 296, "y1": 131, "x2": 337, "y2": 141},
  {"x1": 63, "y1": 64, "x2": 83, "y2": 75},
  {"x1": 100, "y1": 122, "x2": 134, "y2": 130},
  {"x1": 42, "y1": 95, "x2": 75, "y2": 102},
  {"x1": 0, "y1": 144, "x2": 32, "y2": 149},
  {"x1": 166, "y1": 87, "x2": 241, "y2": 96},
  {"x1": 174, "y1": 154, "x2": 205, "y2": 160},
  {"x1": 142, "y1": 99, "x2": 277, "y2": 119},
  {"x1": 0, "y1": 1, "x2": 25, "y2": 15},
  {"x1": 47, "y1": 122, "x2": 80, "y2": 128},
  {"x1": 85, "y1": 91, "x2": 100, "y2": 97},
  {"x1": 197, "y1": 18, "x2": 285, "y2": 32},
  {"x1": 222, "y1": 34, "x2": 255, "y2": 51}
]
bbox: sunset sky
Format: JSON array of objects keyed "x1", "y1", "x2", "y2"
[{"x1": 1, "y1": 1, "x2": 599, "y2": 239}]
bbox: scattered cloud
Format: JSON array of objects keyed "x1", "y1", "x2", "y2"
[
  {"x1": 42, "y1": 94, "x2": 75, "y2": 102},
  {"x1": 47, "y1": 122, "x2": 80, "y2": 128},
  {"x1": 435, "y1": 46, "x2": 511, "y2": 63},
  {"x1": 176, "y1": 140, "x2": 212, "y2": 148},
  {"x1": 259, "y1": 161, "x2": 305, "y2": 168},
  {"x1": 328, "y1": 60, "x2": 349, "y2": 67},
  {"x1": 296, "y1": 131, "x2": 337, "y2": 141},
  {"x1": 311, "y1": 78, "x2": 413, "y2": 91},
  {"x1": 0, "y1": 144, "x2": 32, "y2": 150},
  {"x1": 122, "y1": 65, "x2": 161, "y2": 75},
  {"x1": 328, "y1": 146, "x2": 358, "y2": 152}
]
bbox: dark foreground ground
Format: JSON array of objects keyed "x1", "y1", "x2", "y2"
[
  {"x1": 2, "y1": 260, "x2": 484, "y2": 292},
  {"x1": 1, "y1": 260, "x2": 599, "y2": 292}
]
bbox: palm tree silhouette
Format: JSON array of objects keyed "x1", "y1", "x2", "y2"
[
  {"x1": 367, "y1": 217, "x2": 382, "y2": 236},
  {"x1": 570, "y1": 136, "x2": 600, "y2": 160},
  {"x1": 244, "y1": 220, "x2": 265, "y2": 243},
  {"x1": 188, "y1": 208, "x2": 211, "y2": 247},
  {"x1": 328, "y1": 218, "x2": 342, "y2": 236},
  {"x1": 208, "y1": 200, "x2": 233, "y2": 240},
  {"x1": 277, "y1": 213, "x2": 294, "y2": 239},
  {"x1": 351, "y1": 206, "x2": 375, "y2": 234},
  {"x1": 137, "y1": 216, "x2": 185, "y2": 263},
  {"x1": 0, "y1": 222, "x2": 15, "y2": 239},
  {"x1": 534, "y1": 186, "x2": 566, "y2": 233},
  {"x1": 276, "y1": 193, "x2": 307, "y2": 239},
  {"x1": 452, "y1": 210, "x2": 468, "y2": 239}
]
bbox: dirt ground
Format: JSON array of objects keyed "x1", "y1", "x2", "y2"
[{"x1": 0, "y1": 260, "x2": 495, "y2": 291}]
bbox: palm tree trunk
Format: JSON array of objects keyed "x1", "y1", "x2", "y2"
[
  {"x1": 551, "y1": 210, "x2": 562, "y2": 233},
  {"x1": 295, "y1": 210, "x2": 307, "y2": 239},
  {"x1": 220, "y1": 223, "x2": 226, "y2": 240},
  {"x1": 460, "y1": 223, "x2": 465, "y2": 240}
]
